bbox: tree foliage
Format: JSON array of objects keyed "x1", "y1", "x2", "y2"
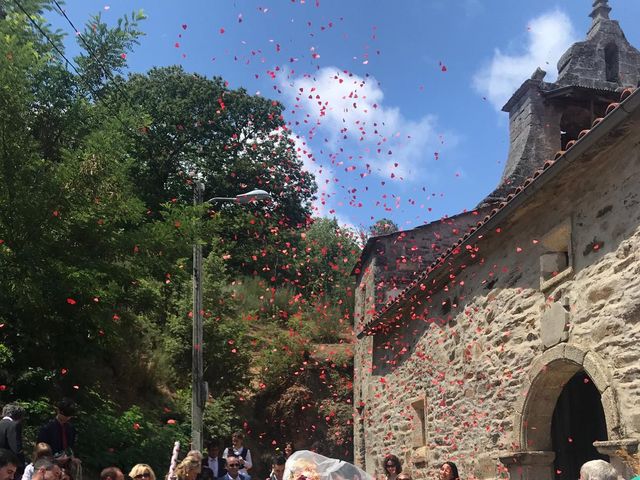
[
  {"x1": 369, "y1": 217, "x2": 399, "y2": 236},
  {"x1": 0, "y1": 1, "x2": 360, "y2": 473}
]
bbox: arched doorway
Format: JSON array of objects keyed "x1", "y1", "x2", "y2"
[
  {"x1": 551, "y1": 371, "x2": 609, "y2": 480},
  {"x1": 503, "y1": 345, "x2": 623, "y2": 480}
]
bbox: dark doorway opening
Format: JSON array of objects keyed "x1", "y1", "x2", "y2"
[{"x1": 551, "y1": 371, "x2": 609, "y2": 480}]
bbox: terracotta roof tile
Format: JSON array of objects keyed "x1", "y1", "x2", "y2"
[
  {"x1": 621, "y1": 88, "x2": 636, "y2": 101},
  {"x1": 606, "y1": 102, "x2": 619, "y2": 115}
]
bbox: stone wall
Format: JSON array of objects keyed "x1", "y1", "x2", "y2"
[
  {"x1": 354, "y1": 112, "x2": 640, "y2": 479},
  {"x1": 353, "y1": 211, "x2": 489, "y2": 333}
]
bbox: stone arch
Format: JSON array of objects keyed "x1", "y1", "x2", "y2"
[{"x1": 519, "y1": 344, "x2": 621, "y2": 452}]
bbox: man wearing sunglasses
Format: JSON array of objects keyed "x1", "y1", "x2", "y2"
[{"x1": 216, "y1": 456, "x2": 247, "y2": 480}]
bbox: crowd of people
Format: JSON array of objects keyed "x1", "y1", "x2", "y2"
[
  {"x1": 2, "y1": 399, "x2": 639, "y2": 480},
  {"x1": 1, "y1": 400, "x2": 80, "y2": 480},
  {"x1": 378, "y1": 452, "x2": 640, "y2": 480},
  {"x1": 0, "y1": 400, "x2": 296, "y2": 480}
]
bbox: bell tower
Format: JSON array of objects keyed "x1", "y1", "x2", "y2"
[{"x1": 482, "y1": 0, "x2": 640, "y2": 205}]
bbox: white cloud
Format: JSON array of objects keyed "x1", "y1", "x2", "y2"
[
  {"x1": 289, "y1": 133, "x2": 336, "y2": 216},
  {"x1": 288, "y1": 133, "x2": 362, "y2": 234},
  {"x1": 280, "y1": 67, "x2": 454, "y2": 181},
  {"x1": 473, "y1": 9, "x2": 578, "y2": 110}
]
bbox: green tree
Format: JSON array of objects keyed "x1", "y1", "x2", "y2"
[
  {"x1": 115, "y1": 67, "x2": 318, "y2": 286},
  {"x1": 0, "y1": 1, "x2": 357, "y2": 469},
  {"x1": 369, "y1": 217, "x2": 399, "y2": 236},
  {"x1": 119, "y1": 67, "x2": 316, "y2": 223},
  {"x1": 0, "y1": 0, "x2": 186, "y2": 401}
]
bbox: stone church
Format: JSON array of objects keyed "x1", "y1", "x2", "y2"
[{"x1": 352, "y1": 2, "x2": 640, "y2": 479}]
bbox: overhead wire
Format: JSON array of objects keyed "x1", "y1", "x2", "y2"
[
  {"x1": 50, "y1": 0, "x2": 137, "y2": 109},
  {"x1": 10, "y1": 0, "x2": 139, "y2": 135},
  {"x1": 10, "y1": 0, "x2": 214, "y2": 191},
  {"x1": 49, "y1": 0, "x2": 201, "y2": 180}
]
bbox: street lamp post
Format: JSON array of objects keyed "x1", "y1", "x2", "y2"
[
  {"x1": 191, "y1": 184, "x2": 271, "y2": 451},
  {"x1": 191, "y1": 181, "x2": 205, "y2": 452}
]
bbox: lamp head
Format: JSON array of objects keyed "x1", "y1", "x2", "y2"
[{"x1": 235, "y1": 189, "x2": 271, "y2": 204}]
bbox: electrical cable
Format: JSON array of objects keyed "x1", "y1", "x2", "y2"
[
  {"x1": 12, "y1": 0, "x2": 208, "y2": 191},
  {"x1": 51, "y1": 0, "x2": 136, "y2": 107},
  {"x1": 9, "y1": 0, "x2": 140, "y2": 137},
  {"x1": 50, "y1": 0, "x2": 201, "y2": 180}
]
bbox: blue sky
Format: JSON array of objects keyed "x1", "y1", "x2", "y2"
[{"x1": 45, "y1": 0, "x2": 640, "y2": 233}]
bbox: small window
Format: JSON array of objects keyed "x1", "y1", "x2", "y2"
[
  {"x1": 605, "y1": 43, "x2": 620, "y2": 83},
  {"x1": 410, "y1": 397, "x2": 427, "y2": 448},
  {"x1": 540, "y1": 219, "x2": 573, "y2": 291}
]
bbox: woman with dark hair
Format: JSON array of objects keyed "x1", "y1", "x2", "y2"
[
  {"x1": 438, "y1": 462, "x2": 459, "y2": 480},
  {"x1": 283, "y1": 442, "x2": 294, "y2": 460},
  {"x1": 381, "y1": 455, "x2": 401, "y2": 480}
]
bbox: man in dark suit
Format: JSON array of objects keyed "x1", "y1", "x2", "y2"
[
  {"x1": 36, "y1": 399, "x2": 77, "y2": 457},
  {"x1": 0, "y1": 404, "x2": 25, "y2": 475},
  {"x1": 36, "y1": 398, "x2": 81, "y2": 478},
  {"x1": 216, "y1": 456, "x2": 247, "y2": 480},
  {"x1": 200, "y1": 439, "x2": 226, "y2": 480}
]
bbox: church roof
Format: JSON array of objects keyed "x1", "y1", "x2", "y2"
[
  {"x1": 358, "y1": 86, "x2": 640, "y2": 337},
  {"x1": 351, "y1": 209, "x2": 487, "y2": 279}
]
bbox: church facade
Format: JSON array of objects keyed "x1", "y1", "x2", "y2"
[{"x1": 352, "y1": 2, "x2": 640, "y2": 479}]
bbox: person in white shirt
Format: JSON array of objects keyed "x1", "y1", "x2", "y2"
[
  {"x1": 21, "y1": 444, "x2": 52, "y2": 480},
  {"x1": 222, "y1": 433, "x2": 251, "y2": 478}
]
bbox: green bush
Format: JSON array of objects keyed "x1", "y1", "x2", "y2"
[
  {"x1": 18, "y1": 394, "x2": 189, "y2": 478},
  {"x1": 75, "y1": 402, "x2": 189, "y2": 477}
]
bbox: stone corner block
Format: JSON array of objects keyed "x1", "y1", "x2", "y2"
[
  {"x1": 513, "y1": 376, "x2": 532, "y2": 415},
  {"x1": 601, "y1": 387, "x2": 622, "y2": 436},
  {"x1": 540, "y1": 302, "x2": 570, "y2": 349}
]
